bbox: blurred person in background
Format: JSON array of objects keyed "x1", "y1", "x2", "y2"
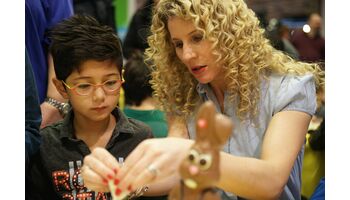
[
  {"x1": 267, "y1": 19, "x2": 299, "y2": 59},
  {"x1": 301, "y1": 84, "x2": 325, "y2": 200},
  {"x1": 25, "y1": 48, "x2": 42, "y2": 168},
  {"x1": 25, "y1": 47, "x2": 42, "y2": 200},
  {"x1": 123, "y1": 52, "x2": 168, "y2": 139},
  {"x1": 278, "y1": 23, "x2": 300, "y2": 59},
  {"x1": 73, "y1": 0, "x2": 117, "y2": 32},
  {"x1": 291, "y1": 13, "x2": 325, "y2": 66},
  {"x1": 25, "y1": 0, "x2": 73, "y2": 128},
  {"x1": 122, "y1": 0, "x2": 159, "y2": 60}
]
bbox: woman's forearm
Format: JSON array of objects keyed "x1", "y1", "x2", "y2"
[
  {"x1": 144, "y1": 174, "x2": 180, "y2": 196},
  {"x1": 218, "y1": 152, "x2": 286, "y2": 200}
]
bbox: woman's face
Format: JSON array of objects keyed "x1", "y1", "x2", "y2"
[{"x1": 167, "y1": 17, "x2": 224, "y2": 85}]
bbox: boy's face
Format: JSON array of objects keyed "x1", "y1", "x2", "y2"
[{"x1": 60, "y1": 60, "x2": 121, "y2": 122}]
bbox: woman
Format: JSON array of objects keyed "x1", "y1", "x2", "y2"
[{"x1": 82, "y1": 0, "x2": 323, "y2": 199}]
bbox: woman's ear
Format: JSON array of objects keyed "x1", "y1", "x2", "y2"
[{"x1": 52, "y1": 78, "x2": 69, "y2": 99}]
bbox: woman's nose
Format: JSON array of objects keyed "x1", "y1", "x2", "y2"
[{"x1": 182, "y1": 44, "x2": 196, "y2": 61}]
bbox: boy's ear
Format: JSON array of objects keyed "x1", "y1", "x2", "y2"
[{"x1": 52, "y1": 78, "x2": 69, "y2": 99}]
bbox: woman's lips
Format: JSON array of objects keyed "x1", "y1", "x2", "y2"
[{"x1": 191, "y1": 65, "x2": 207, "y2": 75}]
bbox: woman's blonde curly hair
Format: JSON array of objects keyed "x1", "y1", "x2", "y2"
[{"x1": 145, "y1": 0, "x2": 324, "y2": 120}]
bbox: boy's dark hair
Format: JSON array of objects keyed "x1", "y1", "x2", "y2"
[
  {"x1": 123, "y1": 52, "x2": 153, "y2": 106},
  {"x1": 49, "y1": 15, "x2": 123, "y2": 81}
]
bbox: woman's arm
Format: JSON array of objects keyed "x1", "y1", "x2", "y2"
[
  {"x1": 217, "y1": 110, "x2": 311, "y2": 199},
  {"x1": 82, "y1": 111, "x2": 311, "y2": 199},
  {"x1": 144, "y1": 174, "x2": 179, "y2": 196}
]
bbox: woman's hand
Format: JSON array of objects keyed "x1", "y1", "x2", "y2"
[
  {"x1": 81, "y1": 147, "x2": 120, "y2": 192},
  {"x1": 114, "y1": 137, "x2": 193, "y2": 193},
  {"x1": 81, "y1": 137, "x2": 193, "y2": 195}
]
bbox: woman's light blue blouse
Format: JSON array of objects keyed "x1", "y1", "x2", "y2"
[{"x1": 186, "y1": 73, "x2": 317, "y2": 200}]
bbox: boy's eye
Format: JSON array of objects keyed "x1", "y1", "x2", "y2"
[
  {"x1": 77, "y1": 83, "x2": 92, "y2": 90},
  {"x1": 104, "y1": 80, "x2": 119, "y2": 90},
  {"x1": 105, "y1": 80, "x2": 117, "y2": 86}
]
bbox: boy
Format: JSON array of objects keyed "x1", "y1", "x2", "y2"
[{"x1": 27, "y1": 15, "x2": 152, "y2": 199}]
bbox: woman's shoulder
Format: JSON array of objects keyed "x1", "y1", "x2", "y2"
[
  {"x1": 263, "y1": 73, "x2": 317, "y2": 116},
  {"x1": 267, "y1": 73, "x2": 315, "y2": 87}
]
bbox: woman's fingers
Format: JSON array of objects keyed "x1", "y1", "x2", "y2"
[
  {"x1": 91, "y1": 147, "x2": 121, "y2": 176},
  {"x1": 118, "y1": 146, "x2": 161, "y2": 191},
  {"x1": 129, "y1": 153, "x2": 175, "y2": 190},
  {"x1": 81, "y1": 138, "x2": 193, "y2": 194},
  {"x1": 82, "y1": 147, "x2": 121, "y2": 192},
  {"x1": 81, "y1": 164, "x2": 109, "y2": 192},
  {"x1": 116, "y1": 138, "x2": 193, "y2": 191},
  {"x1": 116, "y1": 139, "x2": 148, "y2": 179}
]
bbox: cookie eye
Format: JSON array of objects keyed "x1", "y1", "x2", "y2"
[
  {"x1": 188, "y1": 149, "x2": 199, "y2": 163},
  {"x1": 198, "y1": 154, "x2": 212, "y2": 170}
]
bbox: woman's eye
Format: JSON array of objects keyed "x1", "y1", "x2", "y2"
[
  {"x1": 192, "y1": 34, "x2": 203, "y2": 42},
  {"x1": 174, "y1": 42, "x2": 183, "y2": 48}
]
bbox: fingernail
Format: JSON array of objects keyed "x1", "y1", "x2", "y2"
[
  {"x1": 114, "y1": 178, "x2": 120, "y2": 185},
  {"x1": 127, "y1": 185, "x2": 132, "y2": 192},
  {"x1": 102, "y1": 178, "x2": 108, "y2": 185},
  {"x1": 115, "y1": 188, "x2": 122, "y2": 196},
  {"x1": 107, "y1": 174, "x2": 114, "y2": 180},
  {"x1": 113, "y1": 168, "x2": 118, "y2": 175}
]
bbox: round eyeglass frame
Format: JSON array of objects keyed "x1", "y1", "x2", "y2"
[{"x1": 61, "y1": 79, "x2": 123, "y2": 96}]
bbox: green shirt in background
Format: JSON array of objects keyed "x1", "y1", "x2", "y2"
[{"x1": 123, "y1": 107, "x2": 168, "y2": 138}]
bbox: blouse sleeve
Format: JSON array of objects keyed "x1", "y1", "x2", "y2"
[{"x1": 273, "y1": 74, "x2": 317, "y2": 116}]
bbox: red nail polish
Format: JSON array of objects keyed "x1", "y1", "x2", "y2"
[
  {"x1": 127, "y1": 185, "x2": 132, "y2": 192},
  {"x1": 102, "y1": 178, "x2": 108, "y2": 184},
  {"x1": 115, "y1": 188, "x2": 122, "y2": 196},
  {"x1": 113, "y1": 168, "x2": 118, "y2": 175},
  {"x1": 107, "y1": 174, "x2": 114, "y2": 180},
  {"x1": 114, "y1": 178, "x2": 120, "y2": 185}
]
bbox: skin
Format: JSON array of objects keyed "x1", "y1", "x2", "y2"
[
  {"x1": 40, "y1": 54, "x2": 65, "y2": 128},
  {"x1": 307, "y1": 13, "x2": 322, "y2": 38},
  {"x1": 53, "y1": 59, "x2": 121, "y2": 150},
  {"x1": 168, "y1": 17, "x2": 226, "y2": 111},
  {"x1": 81, "y1": 18, "x2": 312, "y2": 199}
]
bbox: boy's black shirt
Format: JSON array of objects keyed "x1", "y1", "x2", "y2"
[{"x1": 27, "y1": 108, "x2": 152, "y2": 200}]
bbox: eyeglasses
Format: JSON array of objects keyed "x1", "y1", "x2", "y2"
[{"x1": 62, "y1": 79, "x2": 123, "y2": 96}]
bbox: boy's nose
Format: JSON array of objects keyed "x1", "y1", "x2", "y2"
[{"x1": 92, "y1": 86, "x2": 106, "y2": 102}]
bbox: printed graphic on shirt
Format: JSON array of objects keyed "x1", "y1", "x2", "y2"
[{"x1": 52, "y1": 158, "x2": 124, "y2": 200}]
